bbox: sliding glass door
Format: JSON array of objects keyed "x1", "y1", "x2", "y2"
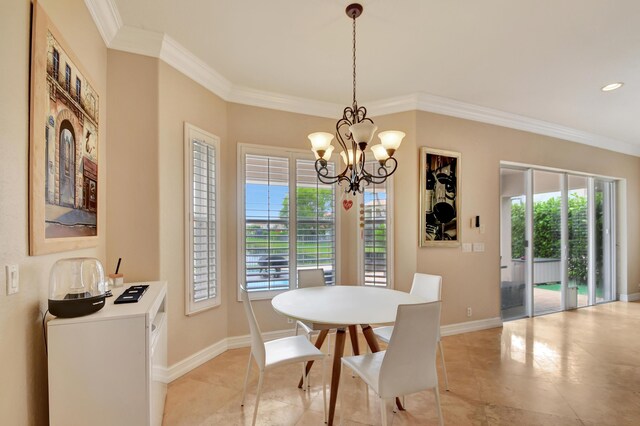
[{"x1": 500, "y1": 166, "x2": 616, "y2": 320}]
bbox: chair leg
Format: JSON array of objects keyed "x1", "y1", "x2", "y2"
[
  {"x1": 322, "y1": 357, "x2": 327, "y2": 423},
  {"x1": 302, "y1": 362, "x2": 307, "y2": 391},
  {"x1": 327, "y1": 332, "x2": 332, "y2": 355},
  {"x1": 438, "y1": 340, "x2": 450, "y2": 391},
  {"x1": 252, "y1": 372, "x2": 264, "y2": 426},
  {"x1": 434, "y1": 387, "x2": 444, "y2": 426},
  {"x1": 241, "y1": 352, "x2": 253, "y2": 406},
  {"x1": 339, "y1": 360, "x2": 347, "y2": 424}
]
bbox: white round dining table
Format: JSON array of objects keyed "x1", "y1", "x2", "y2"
[
  {"x1": 272, "y1": 285, "x2": 425, "y2": 327},
  {"x1": 271, "y1": 285, "x2": 426, "y2": 426}
]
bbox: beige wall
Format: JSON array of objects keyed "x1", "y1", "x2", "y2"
[
  {"x1": 106, "y1": 51, "x2": 160, "y2": 282},
  {"x1": 411, "y1": 111, "x2": 640, "y2": 324},
  {"x1": 225, "y1": 103, "x2": 337, "y2": 336},
  {"x1": 157, "y1": 62, "x2": 229, "y2": 364},
  {"x1": 0, "y1": 0, "x2": 107, "y2": 424}
]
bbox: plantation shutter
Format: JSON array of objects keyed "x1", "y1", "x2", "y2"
[
  {"x1": 245, "y1": 154, "x2": 290, "y2": 291},
  {"x1": 363, "y1": 164, "x2": 389, "y2": 287},
  {"x1": 296, "y1": 159, "x2": 337, "y2": 285},
  {"x1": 191, "y1": 139, "x2": 217, "y2": 301}
]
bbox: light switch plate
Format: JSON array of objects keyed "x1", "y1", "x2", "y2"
[
  {"x1": 6, "y1": 264, "x2": 19, "y2": 295},
  {"x1": 473, "y1": 243, "x2": 485, "y2": 252},
  {"x1": 462, "y1": 243, "x2": 472, "y2": 253}
]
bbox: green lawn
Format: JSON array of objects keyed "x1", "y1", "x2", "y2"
[{"x1": 538, "y1": 283, "x2": 588, "y2": 295}]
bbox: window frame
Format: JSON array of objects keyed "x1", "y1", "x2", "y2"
[
  {"x1": 184, "y1": 122, "x2": 222, "y2": 315},
  {"x1": 357, "y1": 173, "x2": 394, "y2": 288},
  {"x1": 237, "y1": 143, "x2": 340, "y2": 301}
]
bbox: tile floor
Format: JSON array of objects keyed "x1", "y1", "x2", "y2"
[{"x1": 163, "y1": 301, "x2": 640, "y2": 425}]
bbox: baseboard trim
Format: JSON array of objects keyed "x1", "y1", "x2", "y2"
[
  {"x1": 162, "y1": 328, "x2": 296, "y2": 382},
  {"x1": 226, "y1": 328, "x2": 296, "y2": 350},
  {"x1": 440, "y1": 316, "x2": 503, "y2": 337},
  {"x1": 619, "y1": 292, "x2": 640, "y2": 302},
  {"x1": 162, "y1": 318, "x2": 501, "y2": 383}
]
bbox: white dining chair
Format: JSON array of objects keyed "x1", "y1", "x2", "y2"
[
  {"x1": 240, "y1": 287, "x2": 327, "y2": 426},
  {"x1": 295, "y1": 269, "x2": 331, "y2": 358},
  {"x1": 341, "y1": 302, "x2": 444, "y2": 426},
  {"x1": 373, "y1": 273, "x2": 449, "y2": 391}
]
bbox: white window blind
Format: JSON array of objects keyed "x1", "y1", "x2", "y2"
[
  {"x1": 185, "y1": 123, "x2": 220, "y2": 314},
  {"x1": 244, "y1": 154, "x2": 291, "y2": 292},
  {"x1": 296, "y1": 159, "x2": 336, "y2": 285},
  {"x1": 239, "y1": 146, "x2": 338, "y2": 298},
  {"x1": 362, "y1": 164, "x2": 391, "y2": 287}
]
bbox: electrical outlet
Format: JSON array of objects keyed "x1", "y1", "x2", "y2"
[
  {"x1": 466, "y1": 307, "x2": 472, "y2": 317},
  {"x1": 287, "y1": 318, "x2": 294, "y2": 324},
  {"x1": 462, "y1": 243, "x2": 472, "y2": 253}
]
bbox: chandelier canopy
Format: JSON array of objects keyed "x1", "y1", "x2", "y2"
[{"x1": 309, "y1": 3, "x2": 405, "y2": 195}]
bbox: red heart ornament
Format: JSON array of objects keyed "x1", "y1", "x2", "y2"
[{"x1": 343, "y1": 199, "x2": 353, "y2": 211}]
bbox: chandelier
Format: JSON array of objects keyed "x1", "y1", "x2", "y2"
[{"x1": 308, "y1": 3, "x2": 405, "y2": 195}]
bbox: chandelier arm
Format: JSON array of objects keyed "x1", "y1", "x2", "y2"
[
  {"x1": 314, "y1": 160, "x2": 342, "y2": 184},
  {"x1": 360, "y1": 157, "x2": 398, "y2": 185}
]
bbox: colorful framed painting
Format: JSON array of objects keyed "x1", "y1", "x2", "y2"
[
  {"x1": 29, "y1": 1, "x2": 100, "y2": 255},
  {"x1": 419, "y1": 147, "x2": 461, "y2": 247}
]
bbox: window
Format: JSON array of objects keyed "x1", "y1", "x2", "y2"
[
  {"x1": 75, "y1": 77, "x2": 81, "y2": 103},
  {"x1": 296, "y1": 159, "x2": 337, "y2": 284},
  {"x1": 52, "y1": 49, "x2": 59, "y2": 81},
  {"x1": 239, "y1": 145, "x2": 338, "y2": 299},
  {"x1": 64, "y1": 64, "x2": 71, "y2": 92},
  {"x1": 359, "y1": 163, "x2": 394, "y2": 287},
  {"x1": 184, "y1": 123, "x2": 220, "y2": 314}
]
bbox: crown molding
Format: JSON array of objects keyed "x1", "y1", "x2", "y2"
[
  {"x1": 228, "y1": 85, "x2": 341, "y2": 118},
  {"x1": 87, "y1": 1, "x2": 640, "y2": 157},
  {"x1": 109, "y1": 25, "x2": 164, "y2": 58},
  {"x1": 83, "y1": 0, "x2": 122, "y2": 45},
  {"x1": 414, "y1": 93, "x2": 640, "y2": 157},
  {"x1": 159, "y1": 35, "x2": 233, "y2": 101}
]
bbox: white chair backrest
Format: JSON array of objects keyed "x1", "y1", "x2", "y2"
[
  {"x1": 410, "y1": 273, "x2": 442, "y2": 302},
  {"x1": 240, "y1": 287, "x2": 266, "y2": 369},
  {"x1": 378, "y1": 301, "x2": 441, "y2": 398},
  {"x1": 298, "y1": 269, "x2": 326, "y2": 288}
]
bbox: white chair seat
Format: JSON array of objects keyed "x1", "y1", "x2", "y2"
[
  {"x1": 341, "y1": 351, "x2": 385, "y2": 394},
  {"x1": 265, "y1": 335, "x2": 325, "y2": 368}
]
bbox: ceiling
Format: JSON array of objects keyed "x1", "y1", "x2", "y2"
[{"x1": 97, "y1": 0, "x2": 640, "y2": 154}]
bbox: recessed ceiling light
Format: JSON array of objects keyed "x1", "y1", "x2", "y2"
[{"x1": 601, "y1": 82, "x2": 624, "y2": 92}]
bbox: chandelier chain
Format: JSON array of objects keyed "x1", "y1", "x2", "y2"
[{"x1": 352, "y1": 12, "x2": 357, "y2": 108}]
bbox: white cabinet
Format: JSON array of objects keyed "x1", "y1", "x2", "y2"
[{"x1": 48, "y1": 281, "x2": 168, "y2": 426}]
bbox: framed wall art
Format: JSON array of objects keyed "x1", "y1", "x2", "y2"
[
  {"x1": 420, "y1": 147, "x2": 461, "y2": 247},
  {"x1": 29, "y1": 1, "x2": 100, "y2": 255}
]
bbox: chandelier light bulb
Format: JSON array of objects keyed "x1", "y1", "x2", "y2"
[
  {"x1": 312, "y1": 145, "x2": 334, "y2": 161},
  {"x1": 370, "y1": 144, "x2": 390, "y2": 163},
  {"x1": 349, "y1": 122, "x2": 378, "y2": 149},
  {"x1": 308, "y1": 132, "x2": 334, "y2": 153},
  {"x1": 340, "y1": 148, "x2": 362, "y2": 167},
  {"x1": 378, "y1": 130, "x2": 405, "y2": 156}
]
